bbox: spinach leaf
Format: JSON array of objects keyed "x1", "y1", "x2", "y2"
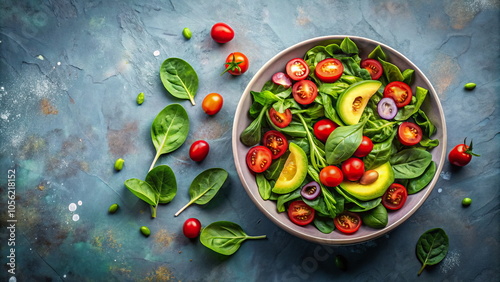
[
  {"x1": 416, "y1": 228, "x2": 449, "y2": 275},
  {"x1": 335, "y1": 187, "x2": 381, "y2": 212},
  {"x1": 174, "y1": 168, "x2": 228, "y2": 216},
  {"x1": 160, "y1": 58, "x2": 198, "y2": 105},
  {"x1": 395, "y1": 87, "x2": 428, "y2": 121},
  {"x1": 390, "y1": 148, "x2": 433, "y2": 179},
  {"x1": 124, "y1": 178, "x2": 157, "y2": 206},
  {"x1": 363, "y1": 119, "x2": 397, "y2": 143},
  {"x1": 150, "y1": 104, "x2": 189, "y2": 170},
  {"x1": 325, "y1": 118, "x2": 366, "y2": 165},
  {"x1": 408, "y1": 161, "x2": 436, "y2": 194},
  {"x1": 402, "y1": 69, "x2": 415, "y2": 85},
  {"x1": 319, "y1": 93, "x2": 345, "y2": 126},
  {"x1": 240, "y1": 105, "x2": 268, "y2": 146},
  {"x1": 264, "y1": 153, "x2": 289, "y2": 180},
  {"x1": 364, "y1": 130, "x2": 397, "y2": 170},
  {"x1": 340, "y1": 37, "x2": 359, "y2": 54},
  {"x1": 340, "y1": 57, "x2": 372, "y2": 80},
  {"x1": 256, "y1": 173, "x2": 272, "y2": 200},
  {"x1": 368, "y1": 45, "x2": 387, "y2": 61},
  {"x1": 419, "y1": 136, "x2": 440, "y2": 149},
  {"x1": 313, "y1": 216, "x2": 335, "y2": 234},
  {"x1": 361, "y1": 204, "x2": 388, "y2": 229},
  {"x1": 379, "y1": 58, "x2": 404, "y2": 83},
  {"x1": 413, "y1": 109, "x2": 436, "y2": 137},
  {"x1": 200, "y1": 221, "x2": 266, "y2": 256},
  {"x1": 276, "y1": 189, "x2": 301, "y2": 213}
]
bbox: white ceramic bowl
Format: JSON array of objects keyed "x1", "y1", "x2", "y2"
[{"x1": 232, "y1": 35, "x2": 447, "y2": 245}]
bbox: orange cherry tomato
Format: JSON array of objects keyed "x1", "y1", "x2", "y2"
[{"x1": 202, "y1": 93, "x2": 223, "y2": 115}]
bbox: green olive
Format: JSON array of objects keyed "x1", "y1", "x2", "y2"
[
  {"x1": 136, "y1": 92, "x2": 145, "y2": 105},
  {"x1": 182, "y1": 27, "x2": 192, "y2": 40},
  {"x1": 114, "y1": 158, "x2": 125, "y2": 171},
  {"x1": 140, "y1": 226, "x2": 151, "y2": 237},
  {"x1": 462, "y1": 197, "x2": 472, "y2": 206},
  {"x1": 464, "y1": 83, "x2": 476, "y2": 90},
  {"x1": 108, "y1": 203, "x2": 119, "y2": 213}
]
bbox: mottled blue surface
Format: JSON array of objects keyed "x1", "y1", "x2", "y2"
[{"x1": 1, "y1": 0, "x2": 499, "y2": 281}]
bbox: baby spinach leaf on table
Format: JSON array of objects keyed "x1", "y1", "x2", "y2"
[
  {"x1": 416, "y1": 228, "x2": 449, "y2": 276},
  {"x1": 200, "y1": 221, "x2": 266, "y2": 256},
  {"x1": 150, "y1": 103, "x2": 189, "y2": 171},
  {"x1": 256, "y1": 173, "x2": 272, "y2": 200},
  {"x1": 361, "y1": 203, "x2": 388, "y2": 229},
  {"x1": 174, "y1": 168, "x2": 228, "y2": 216},
  {"x1": 124, "y1": 178, "x2": 157, "y2": 206},
  {"x1": 160, "y1": 58, "x2": 198, "y2": 105},
  {"x1": 390, "y1": 148, "x2": 433, "y2": 179},
  {"x1": 325, "y1": 118, "x2": 367, "y2": 165},
  {"x1": 408, "y1": 161, "x2": 436, "y2": 194},
  {"x1": 145, "y1": 165, "x2": 177, "y2": 204}
]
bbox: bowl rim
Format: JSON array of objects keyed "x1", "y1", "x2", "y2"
[{"x1": 232, "y1": 35, "x2": 447, "y2": 245}]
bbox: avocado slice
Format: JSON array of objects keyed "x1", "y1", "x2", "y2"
[
  {"x1": 272, "y1": 143, "x2": 308, "y2": 194},
  {"x1": 339, "y1": 162, "x2": 394, "y2": 201},
  {"x1": 336, "y1": 80, "x2": 382, "y2": 125}
]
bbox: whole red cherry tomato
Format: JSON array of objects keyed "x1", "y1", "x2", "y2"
[
  {"x1": 202, "y1": 93, "x2": 223, "y2": 115},
  {"x1": 183, "y1": 218, "x2": 202, "y2": 238},
  {"x1": 341, "y1": 158, "x2": 365, "y2": 182},
  {"x1": 319, "y1": 166, "x2": 343, "y2": 187},
  {"x1": 353, "y1": 136, "x2": 374, "y2": 157},
  {"x1": 189, "y1": 140, "x2": 210, "y2": 162},
  {"x1": 313, "y1": 119, "x2": 338, "y2": 143},
  {"x1": 210, "y1": 22, "x2": 234, "y2": 43},
  {"x1": 222, "y1": 52, "x2": 249, "y2": 75},
  {"x1": 448, "y1": 138, "x2": 480, "y2": 166}
]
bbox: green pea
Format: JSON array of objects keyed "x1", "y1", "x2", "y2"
[
  {"x1": 140, "y1": 226, "x2": 151, "y2": 237},
  {"x1": 335, "y1": 255, "x2": 347, "y2": 271},
  {"x1": 114, "y1": 158, "x2": 125, "y2": 171},
  {"x1": 136, "y1": 92, "x2": 145, "y2": 105},
  {"x1": 464, "y1": 83, "x2": 476, "y2": 90},
  {"x1": 462, "y1": 197, "x2": 472, "y2": 206},
  {"x1": 182, "y1": 27, "x2": 192, "y2": 40},
  {"x1": 108, "y1": 203, "x2": 119, "y2": 213}
]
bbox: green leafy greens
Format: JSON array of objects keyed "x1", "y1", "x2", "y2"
[{"x1": 200, "y1": 221, "x2": 266, "y2": 255}]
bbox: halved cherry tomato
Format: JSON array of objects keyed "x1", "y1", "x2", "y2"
[
  {"x1": 334, "y1": 211, "x2": 362, "y2": 234},
  {"x1": 382, "y1": 183, "x2": 408, "y2": 210},
  {"x1": 210, "y1": 22, "x2": 234, "y2": 43},
  {"x1": 246, "y1": 146, "x2": 272, "y2": 173},
  {"x1": 398, "y1": 122, "x2": 423, "y2": 146},
  {"x1": 319, "y1": 166, "x2": 343, "y2": 187},
  {"x1": 222, "y1": 52, "x2": 249, "y2": 75},
  {"x1": 315, "y1": 58, "x2": 344, "y2": 83},
  {"x1": 353, "y1": 136, "x2": 374, "y2": 157},
  {"x1": 287, "y1": 200, "x2": 315, "y2": 226},
  {"x1": 202, "y1": 93, "x2": 223, "y2": 115},
  {"x1": 313, "y1": 119, "x2": 338, "y2": 143},
  {"x1": 341, "y1": 158, "x2": 365, "y2": 182},
  {"x1": 292, "y1": 80, "x2": 318, "y2": 105},
  {"x1": 189, "y1": 140, "x2": 210, "y2": 162},
  {"x1": 262, "y1": 130, "x2": 288, "y2": 159},
  {"x1": 361, "y1": 59, "x2": 384, "y2": 80},
  {"x1": 269, "y1": 108, "x2": 292, "y2": 128},
  {"x1": 383, "y1": 81, "x2": 413, "y2": 108},
  {"x1": 286, "y1": 58, "x2": 309, "y2": 81}
]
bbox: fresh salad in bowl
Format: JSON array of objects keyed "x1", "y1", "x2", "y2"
[{"x1": 239, "y1": 37, "x2": 439, "y2": 235}]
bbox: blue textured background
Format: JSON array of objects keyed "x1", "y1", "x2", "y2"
[{"x1": 1, "y1": 0, "x2": 499, "y2": 281}]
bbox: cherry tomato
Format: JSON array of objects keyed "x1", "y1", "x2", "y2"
[
  {"x1": 202, "y1": 93, "x2": 223, "y2": 115},
  {"x1": 315, "y1": 58, "x2": 344, "y2": 83},
  {"x1": 353, "y1": 136, "x2": 374, "y2": 157},
  {"x1": 341, "y1": 158, "x2": 365, "y2": 181},
  {"x1": 287, "y1": 200, "x2": 315, "y2": 226},
  {"x1": 398, "y1": 122, "x2": 423, "y2": 146},
  {"x1": 360, "y1": 59, "x2": 384, "y2": 80},
  {"x1": 189, "y1": 140, "x2": 210, "y2": 162},
  {"x1": 286, "y1": 58, "x2": 310, "y2": 81},
  {"x1": 448, "y1": 138, "x2": 480, "y2": 166},
  {"x1": 183, "y1": 218, "x2": 202, "y2": 238},
  {"x1": 222, "y1": 52, "x2": 249, "y2": 75},
  {"x1": 246, "y1": 146, "x2": 272, "y2": 173},
  {"x1": 319, "y1": 166, "x2": 344, "y2": 187},
  {"x1": 269, "y1": 108, "x2": 292, "y2": 128},
  {"x1": 313, "y1": 119, "x2": 338, "y2": 142},
  {"x1": 334, "y1": 211, "x2": 362, "y2": 234},
  {"x1": 292, "y1": 80, "x2": 318, "y2": 105},
  {"x1": 210, "y1": 22, "x2": 234, "y2": 43},
  {"x1": 382, "y1": 183, "x2": 408, "y2": 210},
  {"x1": 262, "y1": 130, "x2": 288, "y2": 159},
  {"x1": 383, "y1": 81, "x2": 413, "y2": 108}
]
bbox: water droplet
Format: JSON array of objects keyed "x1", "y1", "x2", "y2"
[
  {"x1": 438, "y1": 188, "x2": 443, "y2": 193},
  {"x1": 68, "y1": 203, "x2": 77, "y2": 212},
  {"x1": 153, "y1": 50, "x2": 160, "y2": 57},
  {"x1": 77, "y1": 200, "x2": 82, "y2": 206},
  {"x1": 72, "y1": 214, "x2": 80, "y2": 221}
]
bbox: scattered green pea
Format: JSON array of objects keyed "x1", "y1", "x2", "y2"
[
  {"x1": 136, "y1": 92, "x2": 145, "y2": 105},
  {"x1": 140, "y1": 226, "x2": 151, "y2": 237},
  {"x1": 182, "y1": 27, "x2": 192, "y2": 40},
  {"x1": 464, "y1": 82, "x2": 476, "y2": 90},
  {"x1": 108, "y1": 203, "x2": 119, "y2": 213},
  {"x1": 335, "y1": 255, "x2": 347, "y2": 271},
  {"x1": 462, "y1": 197, "x2": 472, "y2": 206},
  {"x1": 114, "y1": 158, "x2": 125, "y2": 171}
]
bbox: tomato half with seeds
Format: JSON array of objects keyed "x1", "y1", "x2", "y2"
[
  {"x1": 286, "y1": 58, "x2": 309, "y2": 81},
  {"x1": 313, "y1": 119, "x2": 338, "y2": 143},
  {"x1": 383, "y1": 81, "x2": 413, "y2": 108},
  {"x1": 262, "y1": 130, "x2": 288, "y2": 159},
  {"x1": 315, "y1": 58, "x2": 344, "y2": 83},
  {"x1": 382, "y1": 183, "x2": 408, "y2": 210},
  {"x1": 398, "y1": 122, "x2": 423, "y2": 146},
  {"x1": 361, "y1": 59, "x2": 384, "y2": 80},
  {"x1": 269, "y1": 108, "x2": 292, "y2": 128},
  {"x1": 292, "y1": 80, "x2": 318, "y2": 105},
  {"x1": 287, "y1": 200, "x2": 315, "y2": 226},
  {"x1": 334, "y1": 211, "x2": 362, "y2": 234},
  {"x1": 246, "y1": 146, "x2": 272, "y2": 173}
]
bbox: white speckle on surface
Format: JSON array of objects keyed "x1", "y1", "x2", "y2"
[
  {"x1": 153, "y1": 50, "x2": 160, "y2": 57},
  {"x1": 36, "y1": 55, "x2": 45, "y2": 60},
  {"x1": 57, "y1": 61, "x2": 61, "y2": 66},
  {"x1": 78, "y1": 200, "x2": 82, "y2": 206},
  {"x1": 1, "y1": 112, "x2": 10, "y2": 121},
  {"x1": 440, "y1": 171, "x2": 451, "y2": 180},
  {"x1": 438, "y1": 188, "x2": 443, "y2": 193},
  {"x1": 440, "y1": 250, "x2": 460, "y2": 274},
  {"x1": 72, "y1": 214, "x2": 80, "y2": 221},
  {"x1": 69, "y1": 203, "x2": 77, "y2": 212}
]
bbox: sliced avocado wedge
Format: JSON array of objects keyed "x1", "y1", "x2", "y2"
[
  {"x1": 272, "y1": 143, "x2": 308, "y2": 194},
  {"x1": 339, "y1": 162, "x2": 394, "y2": 201},
  {"x1": 336, "y1": 80, "x2": 382, "y2": 125}
]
